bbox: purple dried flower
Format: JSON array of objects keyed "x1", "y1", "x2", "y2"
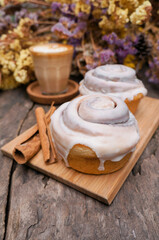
[
  {"x1": 51, "y1": 22, "x2": 72, "y2": 37},
  {"x1": 102, "y1": 8, "x2": 107, "y2": 14},
  {"x1": 68, "y1": 37, "x2": 81, "y2": 47},
  {"x1": 4, "y1": 15, "x2": 12, "y2": 22},
  {"x1": 59, "y1": 17, "x2": 75, "y2": 28},
  {"x1": 86, "y1": 62, "x2": 98, "y2": 70},
  {"x1": 15, "y1": 9, "x2": 27, "y2": 22},
  {"x1": 115, "y1": 38, "x2": 125, "y2": 47},
  {"x1": 0, "y1": 10, "x2": 5, "y2": 17},
  {"x1": 93, "y1": 51, "x2": 99, "y2": 59},
  {"x1": 102, "y1": 33, "x2": 137, "y2": 64},
  {"x1": 123, "y1": 42, "x2": 137, "y2": 55},
  {"x1": 86, "y1": 0, "x2": 90, "y2": 4},
  {"x1": 70, "y1": 3, "x2": 75, "y2": 11},
  {"x1": 72, "y1": 21, "x2": 87, "y2": 37},
  {"x1": 149, "y1": 61, "x2": 154, "y2": 68},
  {"x1": 102, "y1": 33, "x2": 129, "y2": 49},
  {"x1": 102, "y1": 32, "x2": 118, "y2": 45},
  {"x1": 157, "y1": 41, "x2": 159, "y2": 51},
  {"x1": 116, "y1": 48, "x2": 128, "y2": 63},
  {"x1": 149, "y1": 75, "x2": 159, "y2": 84},
  {"x1": 154, "y1": 57, "x2": 159, "y2": 65},
  {"x1": 59, "y1": 3, "x2": 76, "y2": 18},
  {"x1": 61, "y1": 3, "x2": 70, "y2": 14},
  {"x1": 15, "y1": 9, "x2": 38, "y2": 24},
  {"x1": 28, "y1": 12, "x2": 38, "y2": 21},
  {"x1": 116, "y1": 48, "x2": 127, "y2": 58},
  {"x1": 78, "y1": 12, "x2": 89, "y2": 20},
  {"x1": 51, "y1": 2, "x2": 61, "y2": 13},
  {"x1": 100, "y1": 49, "x2": 114, "y2": 64},
  {"x1": 145, "y1": 70, "x2": 150, "y2": 78},
  {"x1": 77, "y1": 21, "x2": 87, "y2": 30},
  {"x1": 0, "y1": 10, "x2": 13, "y2": 31},
  {"x1": 0, "y1": 22, "x2": 6, "y2": 31},
  {"x1": 146, "y1": 57, "x2": 159, "y2": 84}
]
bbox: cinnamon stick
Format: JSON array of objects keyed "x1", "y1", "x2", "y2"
[
  {"x1": 13, "y1": 135, "x2": 41, "y2": 164},
  {"x1": 12, "y1": 103, "x2": 55, "y2": 164},
  {"x1": 44, "y1": 114, "x2": 57, "y2": 163},
  {"x1": 35, "y1": 107, "x2": 56, "y2": 164}
]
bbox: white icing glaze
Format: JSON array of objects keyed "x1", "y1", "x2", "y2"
[
  {"x1": 51, "y1": 95, "x2": 140, "y2": 171},
  {"x1": 32, "y1": 44, "x2": 68, "y2": 53},
  {"x1": 79, "y1": 64, "x2": 147, "y2": 101},
  {"x1": 78, "y1": 96, "x2": 129, "y2": 124}
]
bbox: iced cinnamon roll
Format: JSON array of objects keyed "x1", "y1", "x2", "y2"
[
  {"x1": 79, "y1": 64, "x2": 147, "y2": 113},
  {"x1": 51, "y1": 95, "x2": 140, "y2": 174}
]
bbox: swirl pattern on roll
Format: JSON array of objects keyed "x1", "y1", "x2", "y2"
[
  {"x1": 51, "y1": 95, "x2": 140, "y2": 171},
  {"x1": 79, "y1": 64, "x2": 147, "y2": 101}
]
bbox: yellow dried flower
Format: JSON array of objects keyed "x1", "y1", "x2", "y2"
[
  {"x1": 115, "y1": 7, "x2": 129, "y2": 28},
  {"x1": 130, "y1": 1, "x2": 152, "y2": 25},
  {"x1": 92, "y1": 8, "x2": 102, "y2": 19},
  {"x1": 92, "y1": 1, "x2": 100, "y2": 8},
  {"x1": 124, "y1": 54, "x2": 137, "y2": 69},
  {"x1": 0, "y1": 15, "x2": 49, "y2": 90},
  {"x1": 0, "y1": 0, "x2": 5, "y2": 6},
  {"x1": 13, "y1": 18, "x2": 33, "y2": 38},
  {"x1": 1, "y1": 66, "x2": 10, "y2": 75},
  {"x1": 10, "y1": 39, "x2": 22, "y2": 52},
  {"x1": 14, "y1": 69, "x2": 29, "y2": 84},
  {"x1": 97, "y1": 0, "x2": 152, "y2": 33},
  {"x1": 81, "y1": 4, "x2": 91, "y2": 14},
  {"x1": 8, "y1": 61, "x2": 16, "y2": 72},
  {"x1": 0, "y1": 51, "x2": 16, "y2": 74},
  {"x1": 17, "y1": 49, "x2": 33, "y2": 69},
  {"x1": 48, "y1": 0, "x2": 71, "y2": 3},
  {"x1": 99, "y1": 16, "x2": 115, "y2": 32},
  {"x1": 107, "y1": 0, "x2": 116, "y2": 15},
  {"x1": 119, "y1": 0, "x2": 139, "y2": 13},
  {"x1": 138, "y1": 0, "x2": 146, "y2": 4},
  {"x1": 99, "y1": 7, "x2": 129, "y2": 33},
  {"x1": 75, "y1": 2, "x2": 91, "y2": 15},
  {"x1": 1, "y1": 34, "x2": 7, "y2": 41},
  {"x1": 14, "y1": 49, "x2": 33, "y2": 84},
  {"x1": 101, "y1": 0, "x2": 109, "y2": 8},
  {"x1": 0, "y1": 75, "x2": 20, "y2": 90}
]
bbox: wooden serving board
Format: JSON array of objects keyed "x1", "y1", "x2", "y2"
[{"x1": 1, "y1": 97, "x2": 159, "y2": 205}]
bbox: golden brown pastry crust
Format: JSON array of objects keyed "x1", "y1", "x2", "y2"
[
  {"x1": 67, "y1": 144, "x2": 132, "y2": 174},
  {"x1": 125, "y1": 93, "x2": 144, "y2": 114}
]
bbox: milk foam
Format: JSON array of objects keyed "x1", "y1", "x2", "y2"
[{"x1": 32, "y1": 44, "x2": 68, "y2": 53}]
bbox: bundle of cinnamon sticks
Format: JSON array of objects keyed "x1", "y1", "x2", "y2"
[{"x1": 13, "y1": 103, "x2": 57, "y2": 165}]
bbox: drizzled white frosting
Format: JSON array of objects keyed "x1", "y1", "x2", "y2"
[
  {"x1": 32, "y1": 44, "x2": 68, "y2": 53},
  {"x1": 51, "y1": 95, "x2": 140, "y2": 171},
  {"x1": 79, "y1": 64, "x2": 147, "y2": 101}
]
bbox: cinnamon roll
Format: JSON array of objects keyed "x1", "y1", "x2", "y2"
[
  {"x1": 51, "y1": 95, "x2": 140, "y2": 174},
  {"x1": 79, "y1": 64, "x2": 147, "y2": 113}
]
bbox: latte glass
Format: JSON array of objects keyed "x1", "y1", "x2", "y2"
[{"x1": 30, "y1": 43, "x2": 74, "y2": 94}]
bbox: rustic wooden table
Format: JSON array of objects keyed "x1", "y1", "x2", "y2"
[{"x1": 0, "y1": 79, "x2": 159, "y2": 240}]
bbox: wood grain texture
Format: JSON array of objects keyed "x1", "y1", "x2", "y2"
[
  {"x1": 3, "y1": 128, "x2": 159, "y2": 240},
  {"x1": 2, "y1": 97, "x2": 159, "y2": 206},
  {"x1": 0, "y1": 88, "x2": 34, "y2": 240}
]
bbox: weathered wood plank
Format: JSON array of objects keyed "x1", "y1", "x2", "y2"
[
  {"x1": 4, "y1": 104, "x2": 159, "y2": 239},
  {"x1": 0, "y1": 88, "x2": 33, "y2": 240}
]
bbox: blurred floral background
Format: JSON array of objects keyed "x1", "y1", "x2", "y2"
[{"x1": 0, "y1": 0, "x2": 159, "y2": 90}]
